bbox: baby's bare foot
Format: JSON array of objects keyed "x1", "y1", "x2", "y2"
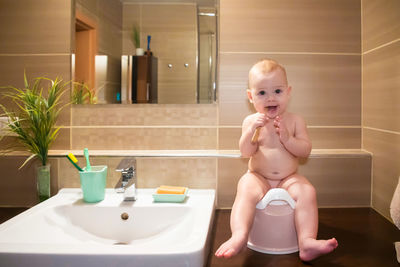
[
  {"x1": 215, "y1": 235, "x2": 247, "y2": 258},
  {"x1": 299, "y1": 238, "x2": 338, "y2": 262}
]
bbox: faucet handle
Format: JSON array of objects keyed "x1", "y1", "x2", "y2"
[
  {"x1": 115, "y1": 158, "x2": 136, "y2": 172},
  {"x1": 121, "y1": 167, "x2": 134, "y2": 181}
]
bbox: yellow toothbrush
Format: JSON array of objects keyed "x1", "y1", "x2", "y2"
[{"x1": 66, "y1": 153, "x2": 84, "y2": 172}]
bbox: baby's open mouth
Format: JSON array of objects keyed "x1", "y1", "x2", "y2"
[
  {"x1": 265, "y1": 105, "x2": 278, "y2": 119},
  {"x1": 266, "y1": 105, "x2": 278, "y2": 112}
]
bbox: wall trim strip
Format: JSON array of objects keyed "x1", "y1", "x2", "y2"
[
  {"x1": 220, "y1": 51, "x2": 361, "y2": 56},
  {"x1": 363, "y1": 126, "x2": 400, "y2": 136},
  {"x1": 362, "y1": 38, "x2": 400, "y2": 55}
]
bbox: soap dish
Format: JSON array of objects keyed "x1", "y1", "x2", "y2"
[{"x1": 152, "y1": 188, "x2": 188, "y2": 203}]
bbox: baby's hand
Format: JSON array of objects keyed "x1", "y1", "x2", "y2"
[
  {"x1": 252, "y1": 113, "x2": 268, "y2": 132},
  {"x1": 274, "y1": 116, "x2": 290, "y2": 144}
]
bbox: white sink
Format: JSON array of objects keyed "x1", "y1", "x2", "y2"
[{"x1": 0, "y1": 188, "x2": 216, "y2": 267}]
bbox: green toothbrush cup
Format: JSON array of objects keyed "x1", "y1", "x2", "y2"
[{"x1": 79, "y1": 165, "x2": 107, "y2": 203}]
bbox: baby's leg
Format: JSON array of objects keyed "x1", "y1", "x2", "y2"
[
  {"x1": 279, "y1": 174, "x2": 338, "y2": 261},
  {"x1": 215, "y1": 171, "x2": 270, "y2": 258}
]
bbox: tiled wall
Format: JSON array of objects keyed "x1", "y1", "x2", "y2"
[
  {"x1": 216, "y1": 0, "x2": 369, "y2": 208},
  {"x1": 70, "y1": 104, "x2": 218, "y2": 150},
  {"x1": 0, "y1": 0, "x2": 72, "y2": 206},
  {"x1": 218, "y1": 154, "x2": 371, "y2": 208},
  {"x1": 0, "y1": 0, "x2": 374, "y2": 210},
  {"x1": 362, "y1": 0, "x2": 400, "y2": 220},
  {"x1": 0, "y1": 0, "x2": 73, "y2": 132},
  {"x1": 218, "y1": 0, "x2": 361, "y2": 150}
]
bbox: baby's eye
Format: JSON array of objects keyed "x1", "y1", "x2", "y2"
[
  {"x1": 258, "y1": 90, "x2": 266, "y2": 96},
  {"x1": 275, "y1": 89, "x2": 282, "y2": 94}
]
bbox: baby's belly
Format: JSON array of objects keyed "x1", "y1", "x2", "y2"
[{"x1": 248, "y1": 147, "x2": 298, "y2": 180}]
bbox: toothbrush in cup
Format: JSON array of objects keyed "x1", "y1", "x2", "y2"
[
  {"x1": 83, "y1": 148, "x2": 91, "y2": 171},
  {"x1": 66, "y1": 153, "x2": 84, "y2": 172}
]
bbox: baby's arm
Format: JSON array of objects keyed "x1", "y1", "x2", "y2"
[
  {"x1": 275, "y1": 115, "x2": 311, "y2": 158},
  {"x1": 239, "y1": 113, "x2": 268, "y2": 157}
]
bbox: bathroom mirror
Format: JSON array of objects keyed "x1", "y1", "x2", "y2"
[{"x1": 73, "y1": 0, "x2": 217, "y2": 105}]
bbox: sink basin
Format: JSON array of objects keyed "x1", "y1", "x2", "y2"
[{"x1": 0, "y1": 188, "x2": 216, "y2": 267}]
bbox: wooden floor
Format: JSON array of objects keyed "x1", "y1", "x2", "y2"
[
  {"x1": 207, "y1": 208, "x2": 400, "y2": 267},
  {"x1": 1, "y1": 208, "x2": 400, "y2": 266}
]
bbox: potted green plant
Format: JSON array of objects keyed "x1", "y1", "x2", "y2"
[
  {"x1": 131, "y1": 25, "x2": 144, "y2": 56},
  {"x1": 0, "y1": 73, "x2": 69, "y2": 201}
]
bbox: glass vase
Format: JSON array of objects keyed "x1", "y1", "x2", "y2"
[{"x1": 36, "y1": 164, "x2": 51, "y2": 202}]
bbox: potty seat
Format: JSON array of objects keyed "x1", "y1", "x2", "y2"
[{"x1": 247, "y1": 188, "x2": 299, "y2": 254}]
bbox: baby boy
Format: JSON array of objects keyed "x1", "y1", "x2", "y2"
[{"x1": 215, "y1": 59, "x2": 338, "y2": 261}]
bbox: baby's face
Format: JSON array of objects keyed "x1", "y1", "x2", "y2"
[{"x1": 247, "y1": 69, "x2": 291, "y2": 119}]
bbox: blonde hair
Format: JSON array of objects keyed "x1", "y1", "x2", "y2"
[{"x1": 248, "y1": 59, "x2": 288, "y2": 89}]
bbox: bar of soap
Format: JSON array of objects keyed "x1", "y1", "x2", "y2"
[{"x1": 156, "y1": 185, "x2": 186, "y2": 194}]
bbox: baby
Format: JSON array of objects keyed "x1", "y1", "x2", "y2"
[{"x1": 215, "y1": 59, "x2": 338, "y2": 261}]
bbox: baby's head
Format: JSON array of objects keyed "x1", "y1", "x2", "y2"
[{"x1": 247, "y1": 59, "x2": 291, "y2": 118}]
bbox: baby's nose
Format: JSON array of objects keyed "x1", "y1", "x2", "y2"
[{"x1": 266, "y1": 94, "x2": 275, "y2": 101}]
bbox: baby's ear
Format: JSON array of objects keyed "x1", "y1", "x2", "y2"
[
  {"x1": 247, "y1": 89, "x2": 253, "y2": 103},
  {"x1": 287, "y1": 86, "x2": 292, "y2": 96}
]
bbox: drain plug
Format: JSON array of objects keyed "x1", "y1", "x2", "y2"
[{"x1": 121, "y1": 212, "x2": 129, "y2": 220}]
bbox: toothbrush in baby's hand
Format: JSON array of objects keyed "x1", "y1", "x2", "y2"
[
  {"x1": 84, "y1": 148, "x2": 91, "y2": 171},
  {"x1": 251, "y1": 107, "x2": 277, "y2": 144},
  {"x1": 251, "y1": 127, "x2": 262, "y2": 144},
  {"x1": 251, "y1": 107, "x2": 269, "y2": 144}
]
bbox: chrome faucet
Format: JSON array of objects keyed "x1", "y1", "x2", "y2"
[{"x1": 115, "y1": 158, "x2": 137, "y2": 201}]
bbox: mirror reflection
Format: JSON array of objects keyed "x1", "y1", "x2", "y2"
[{"x1": 73, "y1": 0, "x2": 217, "y2": 105}]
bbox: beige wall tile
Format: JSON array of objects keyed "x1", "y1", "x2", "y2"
[
  {"x1": 363, "y1": 42, "x2": 400, "y2": 132},
  {"x1": 308, "y1": 128, "x2": 361, "y2": 149},
  {"x1": 363, "y1": 128, "x2": 400, "y2": 220},
  {"x1": 97, "y1": 1, "x2": 122, "y2": 58},
  {"x1": 137, "y1": 158, "x2": 216, "y2": 189},
  {"x1": 51, "y1": 128, "x2": 70, "y2": 150},
  {"x1": 219, "y1": 127, "x2": 361, "y2": 150},
  {"x1": 76, "y1": 0, "x2": 98, "y2": 17},
  {"x1": 122, "y1": 3, "x2": 141, "y2": 55},
  {"x1": 96, "y1": 0, "x2": 123, "y2": 28},
  {"x1": 0, "y1": 55, "x2": 72, "y2": 92},
  {"x1": 0, "y1": 0, "x2": 72, "y2": 54},
  {"x1": 72, "y1": 104, "x2": 217, "y2": 126},
  {"x1": 0, "y1": 157, "x2": 58, "y2": 207},
  {"x1": 299, "y1": 156, "x2": 371, "y2": 207},
  {"x1": 362, "y1": 0, "x2": 400, "y2": 52},
  {"x1": 220, "y1": 0, "x2": 360, "y2": 53},
  {"x1": 218, "y1": 102, "x2": 254, "y2": 127},
  {"x1": 217, "y1": 154, "x2": 371, "y2": 208},
  {"x1": 218, "y1": 128, "x2": 241, "y2": 150},
  {"x1": 218, "y1": 53, "x2": 361, "y2": 127},
  {"x1": 71, "y1": 127, "x2": 217, "y2": 150},
  {"x1": 0, "y1": 55, "x2": 72, "y2": 127},
  {"x1": 217, "y1": 158, "x2": 248, "y2": 208}
]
